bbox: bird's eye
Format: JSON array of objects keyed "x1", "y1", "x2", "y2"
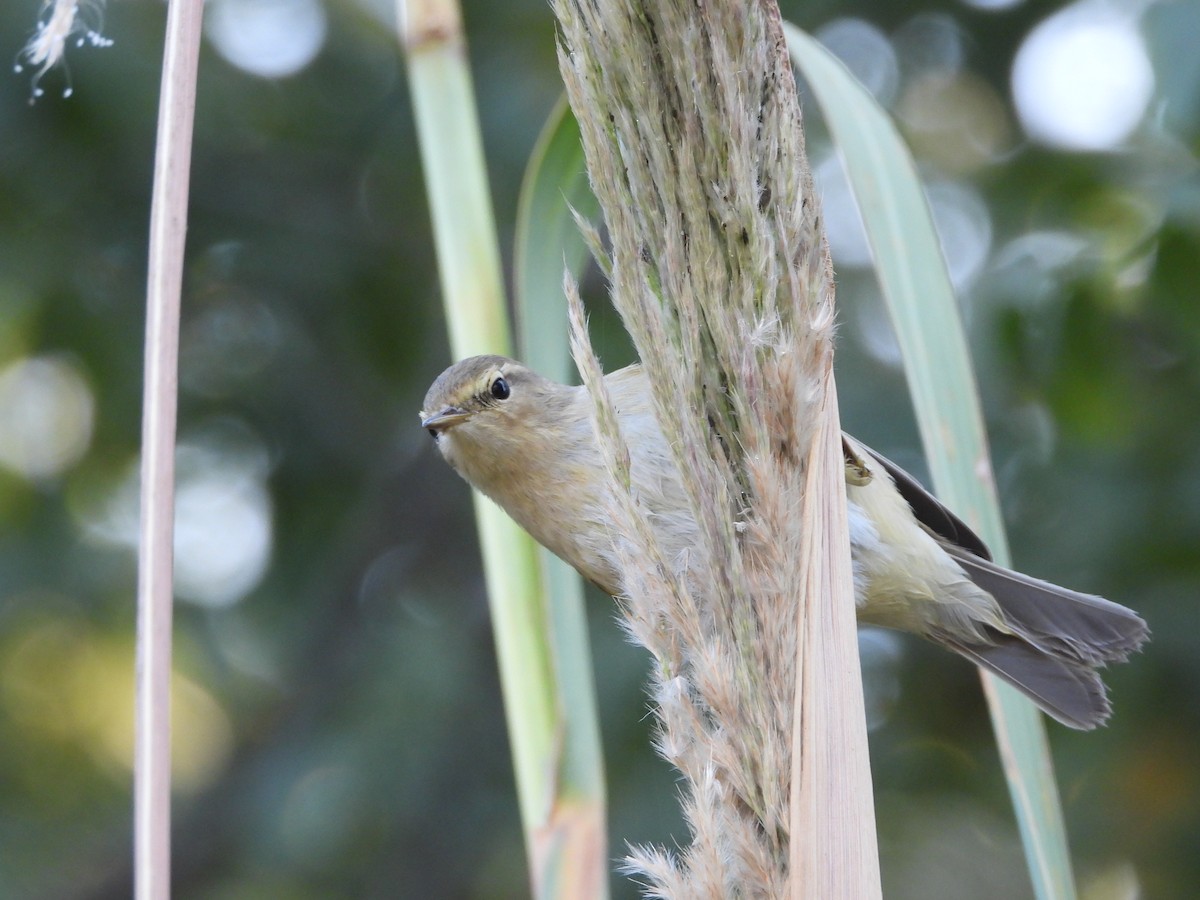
[
  {"x1": 427, "y1": 428, "x2": 439, "y2": 440},
  {"x1": 490, "y1": 376, "x2": 511, "y2": 400}
]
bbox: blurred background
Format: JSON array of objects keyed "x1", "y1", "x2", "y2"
[{"x1": 1, "y1": 0, "x2": 1197, "y2": 896}]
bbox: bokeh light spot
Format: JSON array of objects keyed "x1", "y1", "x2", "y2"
[
  {"x1": 2, "y1": 620, "x2": 234, "y2": 792},
  {"x1": 181, "y1": 296, "x2": 282, "y2": 399},
  {"x1": 173, "y1": 444, "x2": 273, "y2": 608},
  {"x1": 2, "y1": 618, "x2": 92, "y2": 740},
  {"x1": 80, "y1": 424, "x2": 274, "y2": 608},
  {"x1": 926, "y1": 179, "x2": 993, "y2": 291},
  {"x1": 206, "y1": 0, "x2": 328, "y2": 79},
  {"x1": 0, "y1": 355, "x2": 94, "y2": 481},
  {"x1": 898, "y1": 71, "x2": 1014, "y2": 173},
  {"x1": 852, "y1": 283, "x2": 903, "y2": 369},
  {"x1": 893, "y1": 14, "x2": 966, "y2": 77},
  {"x1": 814, "y1": 154, "x2": 872, "y2": 269},
  {"x1": 815, "y1": 160, "x2": 992, "y2": 294},
  {"x1": 816, "y1": 18, "x2": 899, "y2": 107},
  {"x1": 859, "y1": 628, "x2": 904, "y2": 731},
  {"x1": 960, "y1": 0, "x2": 1025, "y2": 10},
  {"x1": 1012, "y1": 5, "x2": 1154, "y2": 151},
  {"x1": 280, "y1": 765, "x2": 364, "y2": 867}
]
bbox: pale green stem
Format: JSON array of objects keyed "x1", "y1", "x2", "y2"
[{"x1": 400, "y1": 1, "x2": 608, "y2": 895}]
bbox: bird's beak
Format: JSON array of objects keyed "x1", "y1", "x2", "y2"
[{"x1": 421, "y1": 407, "x2": 472, "y2": 432}]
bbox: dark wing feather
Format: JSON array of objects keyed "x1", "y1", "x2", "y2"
[
  {"x1": 932, "y1": 629, "x2": 1111, "y2": 730},
  {"x1": 944, "y1": 545, "x2": 1150, "y2": 664},
  {"x1": 849, "y1": 435, "x2": 1150, "y2": 730},
  {"x1": 869, "y1": 448, "x2": 993, "y2": 561}
]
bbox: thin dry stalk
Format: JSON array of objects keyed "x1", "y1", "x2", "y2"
[
  {"x1": 553, "y1": 0, "x2": 878, "y2": 895},
  {"x1": 135, "y1": 1, "x2": 205, "y2": 897}
]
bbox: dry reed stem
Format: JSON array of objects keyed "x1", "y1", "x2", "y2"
[
  {"x1": 553, "y1": 0, "x2": 877, "y2": 895},
  {"x1": 135, "y1": 0, "x2": 205, "y2": 897}
]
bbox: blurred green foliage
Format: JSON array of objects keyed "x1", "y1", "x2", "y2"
[{"x1": 0, "y1": 1, "x2": 1196, "y2": 898}]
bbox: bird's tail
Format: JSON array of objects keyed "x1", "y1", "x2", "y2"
[{"x1": 934, "y1": 548, "x2": 1149, "y2": 730}]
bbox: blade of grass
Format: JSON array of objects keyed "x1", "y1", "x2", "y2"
[
  {"x1": 135, "y1": 1, "x2": 205, "y2": 897},
  {"x1": 515, "y1": 97, "x2": 600, "y2": 385},
  {"x1": 783, "y1": 23, "x2": 1076, "y2": 900},
  {"x1": 514, "y1": 92, "x2": 609, "y2": 884},
  {"x1": 400, "y1": 2, "x2": 607, "y2": 895}
]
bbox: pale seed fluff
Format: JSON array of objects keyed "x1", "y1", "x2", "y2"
[{"x1": 17, "y1": 0, "x2": 114, "y2": 101}]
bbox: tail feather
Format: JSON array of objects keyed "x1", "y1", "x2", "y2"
[
  {"x1": 945, "y1": 546, "x2": 1150, "y2": 664},
  {"x1": 935, "y1": 630, "x2": 1112, "y2": 730},
  {"x1": 939, "y1": 546, "x2": 1149, "y2": 730}
]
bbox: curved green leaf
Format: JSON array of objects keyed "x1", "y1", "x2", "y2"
[
  {"x1": 514, "y1": 92, "x2": 610, "y2": 897},
  {"x1": 515, "y1": 95, "x2": 603, "y2": 384},
  {"x1": 784, "y1": 22, "x2": 1076, "y2": 900}
]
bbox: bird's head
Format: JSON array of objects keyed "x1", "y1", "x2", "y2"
[{"x1": 420, "y1": 355, "x2": 557, "y2": 487}]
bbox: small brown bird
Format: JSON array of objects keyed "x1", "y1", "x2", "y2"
[{"x1": 421, "y1": 355, "x2": 1148, "y2": 729}]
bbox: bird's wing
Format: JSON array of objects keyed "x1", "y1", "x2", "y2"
[{"x1": 847, "y1": 436, "x2": 993, "y2": 561}]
